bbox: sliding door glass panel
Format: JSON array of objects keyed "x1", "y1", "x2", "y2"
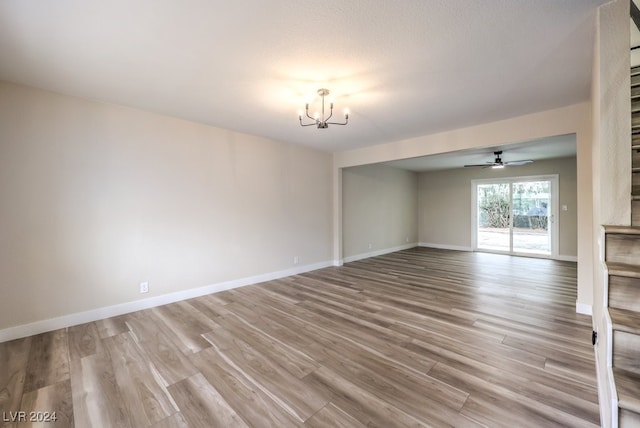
[
  {"x1": 477, "y1": 183, "x2": 510, "y2": 252},
  {"x1": 512, "y1": 181, "x2": 551, "y2": 255}
]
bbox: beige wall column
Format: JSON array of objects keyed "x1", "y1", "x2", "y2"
[
  {"x1": 591, "y1": 0, "x2": 631, "y2": 426},
  {"x1": 332, "y1": 163, "x2": 343, "y2": 265}
]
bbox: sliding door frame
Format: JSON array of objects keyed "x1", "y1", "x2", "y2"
[{"x1": 471, "y1": 174, "x2": 559, "y2": 258}]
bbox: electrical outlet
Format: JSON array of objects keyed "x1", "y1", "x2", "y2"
[
  {"x1": 293, "y1": 256, "x2": 299, "y2": 265},
  {"x1": 368, "y1": 243, "x2": 373, "y2": 249},
  {"x1": 139, "y1": 281, "x2": 149, "y2": 294}
]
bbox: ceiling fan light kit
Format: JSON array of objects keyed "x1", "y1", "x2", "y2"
[{"x1": 464, "y1": 151, "x2": 533, "y2": 169}]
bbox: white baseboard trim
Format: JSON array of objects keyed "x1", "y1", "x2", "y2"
[
  {"x1": 418, "y1": 242, "x2": 473, "y2": 252},
  {"x1": 556, "y1": 254, "x2": 578, "y2": 262},
  {"x1": 0, "y1": 260, "x2": 333, "y2": 343},
  {"x1": 576, "y1": 302, "x2": 593, "y2": 316},
  {"x1": 342, "y1": 243, "x2": 418, "y2": 264}
]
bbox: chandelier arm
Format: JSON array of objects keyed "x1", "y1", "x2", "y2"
[
  {"x1": 327, "y1": 115, "x2": 349, "y2": 126},
  {"x1": 326, "y1": 120, "x2": 348, "y2": 126},
  {"x1": 324, "y1": 112, "x2": 333, "y2": 122},
  {"x1": 299, "y1": 117, "x2": 316, "y2": 127},
  {"x1": 324, "y1": 105, "x2": 333, "y2": 122},
  {"x1": 302, "y1": 103, "x2": 317, "y2": 123},
  {"x1": 305, "y1": 112, "x2": 317, "y2": 122}
]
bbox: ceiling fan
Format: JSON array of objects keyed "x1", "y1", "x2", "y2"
[{"x1": 464, "y1": 151, "x2": 533, "y2": 169}]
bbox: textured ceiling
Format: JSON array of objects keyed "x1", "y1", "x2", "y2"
[{"x1": 0, "y1": 0, "x2": 608, "y2": 152}]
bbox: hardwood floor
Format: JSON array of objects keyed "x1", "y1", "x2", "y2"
[{"x1": 0, "y1": 248, "x2": 599, "y2": 427}]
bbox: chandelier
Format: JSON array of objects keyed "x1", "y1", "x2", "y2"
[{"x1": 299, "y1": 89, "x2": 349, "y2": 128}]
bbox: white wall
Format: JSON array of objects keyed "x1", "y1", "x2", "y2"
[
  {"x1": 591, "y1": 1, "x2": 631, "y2": 426},
  {"x1": 342, "y1": 164, "x2": 418, "y2": 260},
  {"x1": 334, "y1": 102, "x2": 593, "y2": 311},
  {"x1": 418, "y1": 157, "x2": 577, "y2": 258},
  {"x1": 0, "y1": 81, "x2": 333, "y2": 337}
]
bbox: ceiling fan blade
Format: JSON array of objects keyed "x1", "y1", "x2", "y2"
[
  {"x1": 503, "y1": 159, "x2": 533, "y2": 166},
  {"x1": 464, "y1": 163, "x2": 495, "y2": 168}
]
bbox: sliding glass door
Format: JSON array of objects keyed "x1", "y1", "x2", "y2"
[
  {"x1": 473, "y1": 176, "x2": 557, "y2": 257},
  {"x1": 512, "y1": 180, "x2": 551, "y2": 254},
  {"x1": 476, "y1": 183, "x2": 511, "y2": 252}
]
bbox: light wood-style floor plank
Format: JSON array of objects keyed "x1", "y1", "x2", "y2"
[
  {"x1": 69, "y1": 352, "x2": 131, "y2": 427},
  {"x1": 67, "y1": 322, "x2": 104, "y2": 361},
  {"x1": 183, "y1": 295, "x2": 233, "y2": 320},
  {"x1": 201, "y1": 325, "x2": 330, "y2": 422},
  {"x1": 124, "y1": 316, "x2": 199, "y2": 386},
  {"x1": 95, "y1": 315, "x2": 129, "y2": 340},
  {"x1": 302, "y1": 366, "x2": 431, "y2": 428},
  {"x1": 190, "y1": 347, "x2": 301, "y2": 427},
  {"x1": 151, "y1": 412, "x2": 189, "y2": 428},
  {"x1": 149, "y1": 306, "x2": 212, "y2": 355},
  {"x1": 0, "y1": 337, "x2": 31, "y2": 421},
  {"x1": 1, "y1": 248, "x2": 599, "y2": 426},
  {"x1": 22, "y1": 330, "x2": 69, "y2": 394},
  {"x1": 167, "y1": 373, "x2": 248, "y2": 428},
  {"x1": 18, "y1": 380, "x2": 73, "y2": 428},
  {"x1": 305, "y1": 340, "x2": 468, "y2": 427},
  {"x1": 304, "y1": 402, "x2": 367, "y2": 428},
  {"x1": 212, "y1": 312, "x2": 319, "y2": 379},
  {"x1": 105, "y1": 332, "x2": 179, "y2": 427}
]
